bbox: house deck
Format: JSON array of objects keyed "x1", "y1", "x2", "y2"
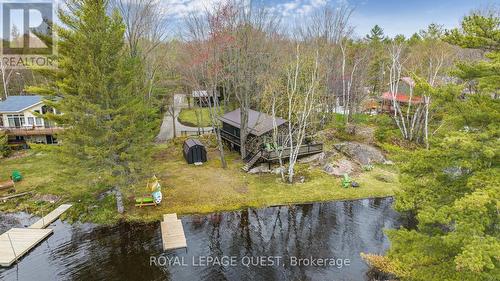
[{"x1": 0, "y1": 127, "x2": 63, "y2": 136}]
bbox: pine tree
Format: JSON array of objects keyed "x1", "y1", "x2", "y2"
[
  {"x1": 0, "y1": 131, "x2": 9, "y2": 157},
  {"x1": 30, "y1": 0, "x2": 156, "y2": 190},
  {"x1": 382, "y1": 12, "x2": 500, "y2": 280},
  {"x1": 366, "y1": 25, "x2": 388, "y2": 95},
  {"x1": 445, "y1": 12, "x2": 500, "y2": 94},
  {"x1": 366, "y1": 25, "x2": 385, "y2": 42}
]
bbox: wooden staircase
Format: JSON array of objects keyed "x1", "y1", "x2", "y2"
[{"x1": 242, "y1": 151, "x2": 262, "y2": 172}]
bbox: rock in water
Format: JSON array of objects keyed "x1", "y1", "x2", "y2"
[{"x1": 334, "y1": 142, "x2": 386, "y2": 165}]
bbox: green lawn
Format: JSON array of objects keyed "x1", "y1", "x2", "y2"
[
  {"x1": 0, "y1": 136, "x2": 400, "y2": 224},
  {"x1": 178, "y1": 107, "x2": 221, "y2": 127},
  {"x1": 0, "y1": 145, "x2": 119, "y2": 224},
  {"x1": 125, "y1": 136, "x2": 400, "y2": 222}
]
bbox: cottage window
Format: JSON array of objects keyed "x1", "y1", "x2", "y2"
[
  {"x1": 27, "y1": 117, "x2": 34, "y2": 125},
  {"x1": 35, "y1": 117, "x2": 43, "y2": 126},
  {"x1": 7, "y1": 114, "x2": 25, "y2": 128}
]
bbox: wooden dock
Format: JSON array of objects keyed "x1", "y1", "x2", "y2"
[
  {"x1": 29, "y1": 204, "x2": 72, "y2": 229},
  {"x1": 161, "y1": 213, "x2": 187, "y2": 251},
  {"x1": 0, "y1": 228, "x2": 53, "y2": 266},
  {"x1": 0, "y1": 204, "x2": 72, "y2": 267}
]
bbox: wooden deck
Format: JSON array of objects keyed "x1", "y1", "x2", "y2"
[
  {"x1": 0, "y1": 228, "x2": 53, "y2": 267},
  {"x1": 0, "y1": 204, "x2": 72, "y2": 267},
  {"x1": 161, "y1": 213, "x2": 187, "y2": 251},
  {"x1": 29, "y1": 204, "x2": 73, "y2": 229},
  {"x1": 1, "y1": 127, "x2": 63, "y2": 136}
]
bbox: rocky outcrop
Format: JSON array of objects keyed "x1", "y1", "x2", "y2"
[
  {"x1": 323, "y1": 159, "x2": 356, "y2": 176},
  {"x1": 298, "y1": 152, "x2": 326, "y2": 164},
  {"x1": 248, "y1": 164, "x2": 271, "y2": 174},
  {"x1": 334, "y1": 142, "x2": 386, "y2": 165}
]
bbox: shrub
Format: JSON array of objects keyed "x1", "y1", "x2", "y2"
[{"x1": 0, "y1": 131, "x2": 10, "y2": 157}]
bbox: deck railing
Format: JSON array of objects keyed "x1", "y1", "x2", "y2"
[
  {"x1": 261, "y1": 143, "x2": 323, "y2": 161},
  {"x1": 180, "y1": 128, "x2": 214, "y2": 137},
  {"x1": 0, "y1": 126, "x2": 63, "y2": 136},
  {"x1": 218, "y1": 129, "x2": 241, "y2": 146}
]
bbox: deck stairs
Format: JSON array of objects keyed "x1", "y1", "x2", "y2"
[{"x1": 242, "y1": 151, "x2": 262, "y2": 172}]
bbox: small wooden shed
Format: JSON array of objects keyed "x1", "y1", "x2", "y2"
[{"x1": 183, "y1": 139, "x2": 207, "y2": 164}]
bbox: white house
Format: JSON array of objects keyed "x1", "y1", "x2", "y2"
[{"x1": 0, "y1": 95, "x2": 62, "y2": 145}]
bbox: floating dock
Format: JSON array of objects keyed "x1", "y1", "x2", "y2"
[
  {"x1": 29, "y1": 204, "x2": 73, "y2": 229},
  {"x1": 0, "y1": 204, "x2": 72, "y2": 267},
  {"x1": 161, "y1": 213, "x2": 187, "y2": 250},
  {"x1": 0, "y1": 228, "x2": 53, "y2": 267}
]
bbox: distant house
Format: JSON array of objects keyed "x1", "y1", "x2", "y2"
[
  {"x1": 0, "y1": 95, "x2": 62, "y2": 145},
  {"x1": 219, "y1": 108, "x2": 323, "y2": 171},
  {"x1": 380, "y1": 77, "x2": 423, "y2": 113},
  {"x1": 192, "y1": 90, "x2": 221, "y2": 107}
]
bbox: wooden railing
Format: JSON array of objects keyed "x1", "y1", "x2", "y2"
[
  {"x1": 218, "y1": 129, "x2": 241, "y2": 146},
  {"x1": 261, "y1": 143, "x2": 323, "y2": 161},
  {"x1": 180, "y1": 128, "x2": 214, "y2": 137},
  {"x1": 0, "y1": 126, "x2": 63, "y2": 136}
]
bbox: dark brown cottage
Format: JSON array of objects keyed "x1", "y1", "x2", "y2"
[{"x1": 218, "y1": 108, "x2": 323, "y2": 171}]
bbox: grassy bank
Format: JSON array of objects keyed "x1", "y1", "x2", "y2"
[
  {"x1": 0, "y1": 146, "x2": 119, "y2": 224},
  {"x1": 125, "y1": 136, "x2": 400, "y2": 222},
  {"x1": 178, "y1": 107, "x2": 222, "y2": 127},
  {"x1": 0, "y1": 135, "x2": 400, "y2": 224}
]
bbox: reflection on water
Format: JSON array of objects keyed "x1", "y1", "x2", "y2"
[{"x1": 0, "y1": 197, "x2": 405, "y2": 281}]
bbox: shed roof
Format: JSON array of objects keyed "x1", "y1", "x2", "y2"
[
  {"x1": 0, "y1": 95, "x2": 43, "y2": 113},
  {"x1": 192, "y1": 90, "x2": 220, "y2": 98},
  {"x1": 184, "y1": 138, "x2": 204, "y2": 148},
  {"x1": 219, "y1": 108, "x2": 286, "y2": 136}
]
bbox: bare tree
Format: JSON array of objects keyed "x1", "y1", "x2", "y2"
[
  {"x1": 0, "y1": 61, "x2": 14, "y2": 100},
  {"x1": 113, "y1": 0, "x2": 168, "y2": 100},
  {"x1": 387, "y1": 41, "x2": 431, "y2": 147},
  {"x1": 285, "y1": 45, "x2": 320, "y2": 183},
  {"x1": 223, "y1": 0, "x2": 280, "y2": 159},
  {"x1": 180, "y1": 2, "x2": 241, "y2": 168}
]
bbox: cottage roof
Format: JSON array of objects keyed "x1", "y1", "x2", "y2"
[
  {"x1": 381, "y1": 92, "x2": 423, "y2": 104},
  {"x1": 0, "y1": 95, "x2": 43, "y2": 113},
  {"x1": 219, "y1": 108, "x2": 286, "y2": 136}
]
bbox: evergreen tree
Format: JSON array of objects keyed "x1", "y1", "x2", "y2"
[
  {"x1": 0, "y1": 131, "x2": 9, "y2": 157},
  {"x1": 30, "y1": 0, "x2": 155, "y2": 191},
  {"x1": 383, "y1": 12, "x2": 500, "y2": 280},
  {"x1": 366, "y1": 25, "x2": 388, "y2": 95},
  {"x1": 366, "y1": 24, "x2": 385, "y2": 42},
  {"x1": 446, "y1": 12, "x2": 500, "y2": 94}
]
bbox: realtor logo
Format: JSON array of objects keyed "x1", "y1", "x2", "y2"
[{"x1": 1, "y1": 1, "x2": 55, "y2": 68}]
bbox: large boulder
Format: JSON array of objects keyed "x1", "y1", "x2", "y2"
[
  {"x1": 334, "y1": 142, "x2": 386, "y2": 165},
  {"x1": 272, "y1": 166, "x2": 286, "y2": 175},
  {"x1": 323, "y1": 159, "x2": 356, "y2": 176},
  {"x1": 248, "y1": 164, "x2": 271, "y2": 174},
  {"x1": 298, "y1": 152, "x2": 326, "y2": 164}
]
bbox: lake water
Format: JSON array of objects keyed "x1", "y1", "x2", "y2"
[{"x1": 0, "y1": 197, "x2": 404, "y2": 281}]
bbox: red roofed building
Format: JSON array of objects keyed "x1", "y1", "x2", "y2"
[
  {"x1": 379, "y1": 77, "x2": 423, "y2": 113},
  {"x1": 381, "y1": 92, "x2": 423, "y2": 104}
]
